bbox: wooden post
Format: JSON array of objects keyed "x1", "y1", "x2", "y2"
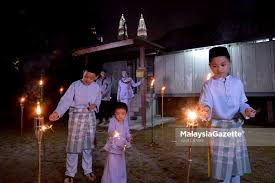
[{"x1": 140, "y1": 46, "x2": 147, "y2": 127}]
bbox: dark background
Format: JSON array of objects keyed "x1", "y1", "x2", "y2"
[{"x1": 1, "y1": 0, "x2": 274, "y2": 126}]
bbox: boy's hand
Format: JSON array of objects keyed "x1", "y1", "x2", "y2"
[
  {"x1": 244, "y1": 108, "x2": 256, "y2": 118},
  {"x1": 88, "y1": 104, "x2": 97, "y2": 111},
  {"x1": 49, "y1": 112, "x2": 60, "y2": 121},
  {"x1": 198, "y1": 106, "x2": 210, "y2": 121}
]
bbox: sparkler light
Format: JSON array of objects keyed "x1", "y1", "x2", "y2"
[
  {"x1": 187, "y1": 111, "x2": 197, "y2": 121},
  {"x1": 186, "y1": 110, "x2": 198, "y2": 128},
  {"x1": 113, "y1": 131, "x2": 120, "y2": 138},
  {"x1": 40, "y1": 124, "x2": 53, "y2": 132}
]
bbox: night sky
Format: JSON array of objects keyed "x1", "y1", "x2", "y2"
[
  {"x1": 0, "y1": 0, "x2": 274, "y2": 123},
  {"x1": 1, "y1": 0, "x2": 273, "y2": 55}
]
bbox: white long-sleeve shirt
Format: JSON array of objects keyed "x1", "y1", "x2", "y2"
[
  {"x1": 117, "y1": 77, "x2": 141, "y2": 101},
  {"x1": 54, "y1": 80, "x2": 101, "y2": 117},
  {"x1": 199, "y1": 75, "x2": 250, "y2": 120}
]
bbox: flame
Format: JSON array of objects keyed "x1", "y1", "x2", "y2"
[
  {"x1": 20, "y1": 97, "x2": 25, "y2": 103},
  {"x1": 187, "y1": 111, "x2": 197, "y2": 120},
  {"x1": 40, "y1": 125, "x2": 53, "y2": 132},
  {"x1": 36, "y1": 102, "x2": 42, "y2": 115},
  {"x1": 161, "y1": 86, "x2": 166, "y2": 92},
  {"x1": 113, "y1": 131, "x2": 120, "y2": 138},
  {"x1": 206, "y1": 73, "x2": 212, "y2": 80},
  {"x1": 59, "y1": 87, "x2": 64, "y2": 93},
  {"x1": 39, "y1": 80, "x2": 43, "y2": 86},
  {"x1": 150, "y1": 78, "x2": 155, "y2": 87}
]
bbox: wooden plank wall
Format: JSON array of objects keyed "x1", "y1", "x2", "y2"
[{"x1": 155, "y1": 41, "x2": 275, "y2": 96}]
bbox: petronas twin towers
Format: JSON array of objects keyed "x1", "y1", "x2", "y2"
[{"x1": 118, "y1": 13, "x2": 147, "y2": 40}]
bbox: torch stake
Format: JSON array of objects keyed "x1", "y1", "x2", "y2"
[
  {"x1": 20, "y1": 104, "x2": 24, "y2": 136},
  {"x1": 34, "y1": 116, "x2": 44, "y2": 183},
  {"x1": 150, "y1": 87, "x2": 158, "y2": 147},
  {"x1": 151, "y1": 94, "x2": 154, "y2": 145},
  {"x1": 161, "y1": 92, "x2": 164, "y2": 128}
]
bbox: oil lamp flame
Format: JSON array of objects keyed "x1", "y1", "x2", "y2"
[
  {"x1": 36, "y1": 103, "x2": 42, "y2": 116},
  {"x1": 150, "y1": 79, "x2": 155, "y2": 87},
  {"x1": 39, "y1": 80, "x2": 43, "y2": 86}
]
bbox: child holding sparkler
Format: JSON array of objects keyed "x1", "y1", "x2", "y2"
[
  {"x1": 49, "y1": 65, "x2": 101, "y2": 183},
  {"x1": 199, "y1": 46, "x2": 256, "y2": 183},
  {"x1": 101, "y1": 102, "x2": 132, "y2": 183}
]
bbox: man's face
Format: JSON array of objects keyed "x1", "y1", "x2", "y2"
[
  {"x1": 209, "y1": 56, "x2": 230, "y2": 78},
  {"x1": 100, "y1": 71, "x2": 106, "y2": 78},
  {"x1": 82, "y1": 71, "x2": 97, "y2": 85}
]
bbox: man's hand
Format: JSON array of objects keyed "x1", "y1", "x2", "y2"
[
  {"x1": 88, "y1": 104, "x2": 97, "y2": 111},
  {"x1": 244, "y1": 108, "x2": 256, "y2": 118},
  {"x1": 49, "y1": 112, "x2": 60, "y2": 121}
]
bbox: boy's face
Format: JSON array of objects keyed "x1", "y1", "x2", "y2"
[
  {"x1": 82, "y1": 71, "x2": 97, "y2": 85},
  {"x1": 209, "y1": 56, "x2": 230, "y2": 78},
  {"x1": 115, "y1": 108, "x2": 127, "y2": 123}
]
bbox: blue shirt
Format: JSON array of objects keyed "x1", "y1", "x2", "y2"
[
  {"x1": 199, "y1": 75, "x2": 250, "y2": 120},
  {"x1": 54, "y1": 80, "x2": 101, "y2": 117}
]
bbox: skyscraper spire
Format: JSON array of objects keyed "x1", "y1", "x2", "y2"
[
  {"x1": 137, "y1": 13, "x2": 147, "y2": 39},
  {"x1": 118, "y1": 14, "x2": 128, "y2": 40}
]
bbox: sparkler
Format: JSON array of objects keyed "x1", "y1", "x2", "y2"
[{"x1": 113, "y1": 131, "x2": 127, "y2": 151}]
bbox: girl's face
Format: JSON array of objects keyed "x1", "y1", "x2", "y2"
[
  {"x1": 115, "y1": 108, "x2": 127, "y2": 123},
  {"x1": 209, "y1": 56, "x2": 230, "y2": 78},
  {"x1": 82, "y1": 71, "x2": 97, "y2": 85}
]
